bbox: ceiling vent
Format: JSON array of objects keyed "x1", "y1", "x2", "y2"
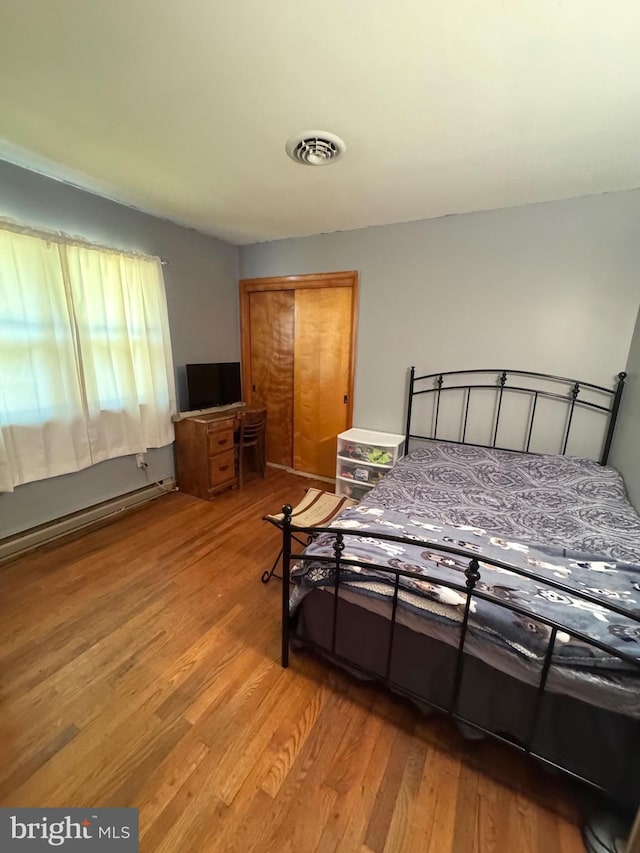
[{"x1": 285, "y1": 131, "x2": 346, "y2": 166}]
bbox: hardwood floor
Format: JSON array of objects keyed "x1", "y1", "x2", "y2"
[{"x1": 0, "y1": 469, "x2": 588, "y2": 852}]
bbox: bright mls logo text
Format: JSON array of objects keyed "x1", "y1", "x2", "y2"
[{"x1": 10, "y1": 814, "x2": 132, "y2": 846}]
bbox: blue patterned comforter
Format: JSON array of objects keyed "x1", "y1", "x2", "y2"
[
  {"x1": 291, "y1": 443, "x2": 640, "y2": 674},
  {"x1": 370, "y1": 443, "x2": 640, "y2": 563}
]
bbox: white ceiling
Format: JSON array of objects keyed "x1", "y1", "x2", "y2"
[{"x1": 1, "y1": 0, "x2": 639, "y2": 245}]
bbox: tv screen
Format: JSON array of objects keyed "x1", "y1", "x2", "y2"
[{"x1": 186, "y1": 362, "x2": 242, "y2": 410}]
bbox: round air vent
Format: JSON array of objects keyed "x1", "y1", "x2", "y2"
[{"x1": 285, "y1": 131, "x2": 346, "y2": 166}]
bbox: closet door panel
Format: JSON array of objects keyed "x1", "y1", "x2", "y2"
[
  {"x1": 249, "y1": 290, "x2": 295, "y2": 467},
  {"x1": 293, "y1": 287, "x2": 353, "y2": 478}
]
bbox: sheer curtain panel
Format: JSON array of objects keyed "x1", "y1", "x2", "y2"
[{"x1": 0, "y1": 225, "x2": 176, "y2": 492}]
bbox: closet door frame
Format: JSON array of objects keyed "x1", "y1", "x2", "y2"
[{"x1": 239, "y1": 270, "x2": 359, "y2": 431}]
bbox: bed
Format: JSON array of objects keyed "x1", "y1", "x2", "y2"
[{"x1": 279, "y1": 368, "x2": 640, "y2": 806}]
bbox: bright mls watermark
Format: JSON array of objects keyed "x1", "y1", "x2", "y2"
[{"x1": 0, "y1": 809, "x2": 138, "y2": 851}]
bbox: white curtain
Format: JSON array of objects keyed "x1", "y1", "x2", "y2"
[{"x1": 0, "y1": 225, "x2": 176, "y2": 492}]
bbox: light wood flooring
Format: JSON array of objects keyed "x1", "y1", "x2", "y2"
[{"x1": 0, "y1": 469, "x2": 589, "y2": 852}]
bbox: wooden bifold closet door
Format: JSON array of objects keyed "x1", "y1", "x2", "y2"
[{"x1": 240, "y1": 272, "x2": 358, "y2": 479}]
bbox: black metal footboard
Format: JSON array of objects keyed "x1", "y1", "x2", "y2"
[{"x1": 279, "y1": 506, "x2": 640, "y2": 802}]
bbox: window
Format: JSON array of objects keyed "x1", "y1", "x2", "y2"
[{"x1": 0, "y1": 224, "x2": 176, "y2": 492}]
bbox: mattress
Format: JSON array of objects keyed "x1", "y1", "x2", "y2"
[{"x1": 290, "y1": 441, "x2": 640, "y2": 716}]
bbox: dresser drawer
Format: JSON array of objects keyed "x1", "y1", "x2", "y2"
[
  {"x1": 208, "y1": 450, "x2": 235, "y2": 485},
  {"x1": 207, "y1": 428, "x2": 234, "y2": 456}
]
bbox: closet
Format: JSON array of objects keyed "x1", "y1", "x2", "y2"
[{"x1": 240, "y1": 271, "x2": 358, "y2": 479}]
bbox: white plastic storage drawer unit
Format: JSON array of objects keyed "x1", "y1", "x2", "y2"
[{"x1": 335, "y1": 428, "x2": 405, "y2": 500}]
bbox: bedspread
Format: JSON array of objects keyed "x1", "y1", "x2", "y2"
[
  {"x1": 291, "y1": 506, "x2": 640, "y2": 672},
  {"x1": 290, "y1": 443, "x2": 640, "y2": 675},
  {"x1": 369, "y1": 442, "x2": 640, "y2": 563}
]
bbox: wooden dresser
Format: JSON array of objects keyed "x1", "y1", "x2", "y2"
[{"x1": 174, "y1": 412, "x2": 237, "y2": 499}]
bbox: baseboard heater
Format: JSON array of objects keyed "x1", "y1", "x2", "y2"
[{"x1": 0, "y1": 477, "x2": 177, "y2": 565}]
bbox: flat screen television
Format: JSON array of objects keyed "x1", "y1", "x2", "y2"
[{"x1": 186, "y1": 362, "x2": 242, "y2": 410}]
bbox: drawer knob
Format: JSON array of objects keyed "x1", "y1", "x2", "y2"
[
  {"x1": 218, "y1": 438, "x2": 228, "y2": 445},
  {"x1": 219, "y1": 464, "x2": 228, "y2": 472}
]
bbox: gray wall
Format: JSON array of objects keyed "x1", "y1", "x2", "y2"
[
  {"x1": 241, "y1": 190, "x2": 640, "y2": 462},
  {"x1": 3, "y1": 162, "x2": 638, "y2": 535},
  {"x1": 0, "y1": 161, "x2": 239, "y2": 537},
  {"x1": 611, "y1": 306, "x2": 640, "y2": 510}
]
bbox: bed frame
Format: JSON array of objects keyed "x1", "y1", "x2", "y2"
[
  {"x1": 279, "y1": 368, "x2": 639, "y2": 803},
  {"x1": 404, "y1": 367, "x2": 627, "y2": 464}
]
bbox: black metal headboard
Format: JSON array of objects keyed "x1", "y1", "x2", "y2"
[{"x1": 404, "y1": 368, "x2": 626, "y2": 465}]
